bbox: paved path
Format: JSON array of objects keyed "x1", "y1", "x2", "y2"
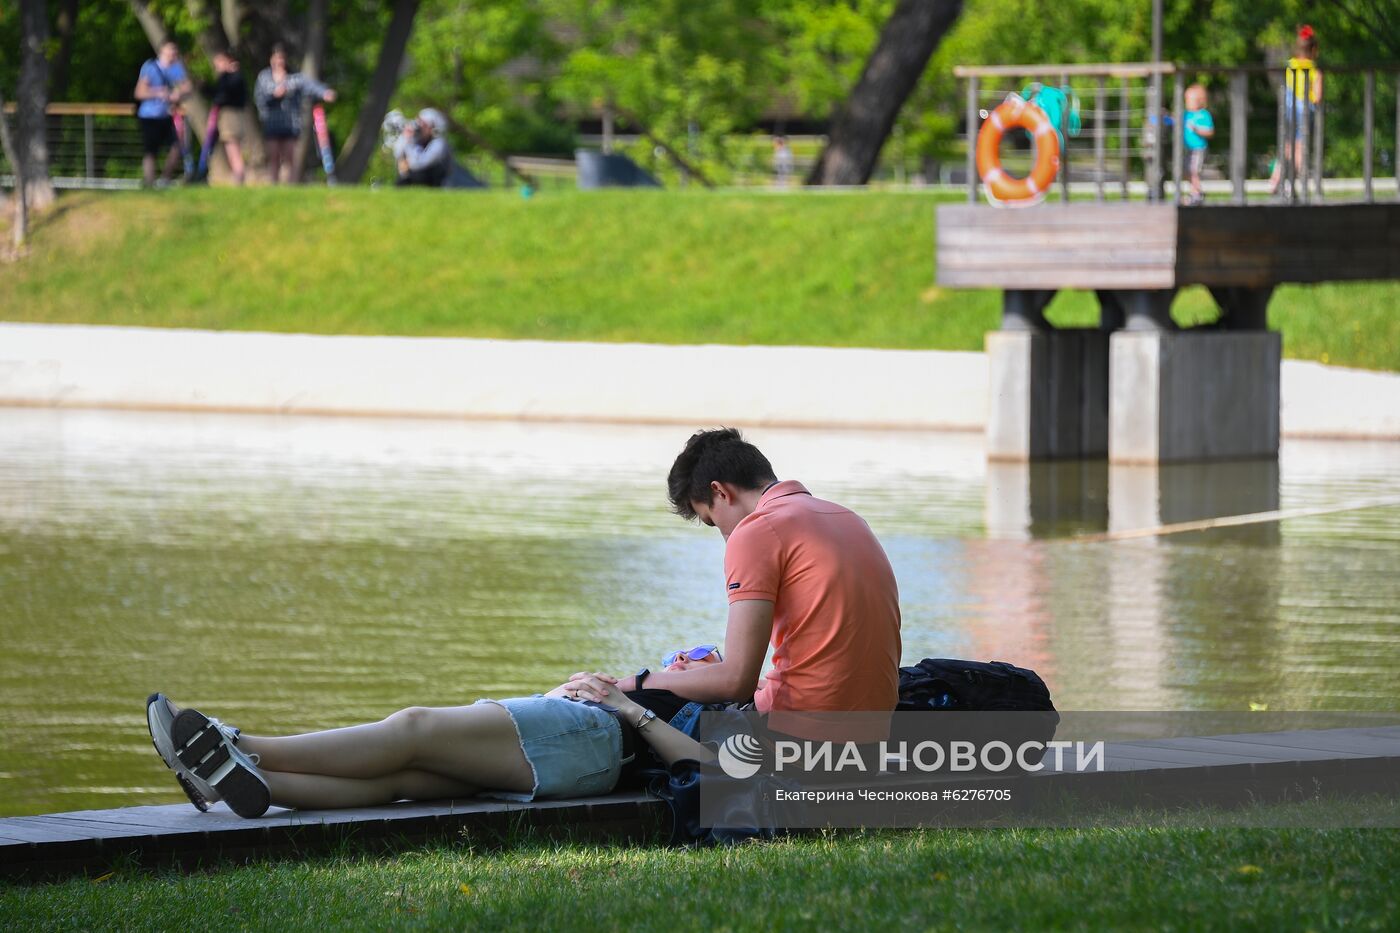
[{"x1": 3, "y1": 323, "x2": 1398, "y2": 437}]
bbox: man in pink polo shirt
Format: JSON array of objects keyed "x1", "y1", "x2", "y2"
[{"x1": 600, "y1": 428, "x2": 902, "y2": 739}]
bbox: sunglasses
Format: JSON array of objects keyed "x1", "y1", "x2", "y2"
[{"x1": 662, "y1": 645, "x2": 722, "y2": 667}]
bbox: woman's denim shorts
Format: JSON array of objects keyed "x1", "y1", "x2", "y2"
[{"x1": 475, "y1": 696, "x2": 621, "y2": 801}]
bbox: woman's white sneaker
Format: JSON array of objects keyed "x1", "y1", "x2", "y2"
[
  {"x1": 146, "y1": 693, "x2": 215, "y2": 811},
  {"x1": 171, "y1": 707, "x2": 270, "y2": 818}
]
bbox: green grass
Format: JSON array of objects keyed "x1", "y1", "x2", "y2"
[
  {"x1": 3, "y1": 188, "x2": 1398, "y2": 370},
  {"x1": 4, "y1": 799, "x2": 1400, "y2": 931}
]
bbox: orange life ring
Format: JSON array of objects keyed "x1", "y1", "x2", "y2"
[{"x1": 976, "y1": 94, "x2": 1060, "y2": 207}]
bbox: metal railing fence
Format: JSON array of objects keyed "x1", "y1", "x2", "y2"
[{"x1": 955, "y1": 62, "x2": 1400, "y2": 205}]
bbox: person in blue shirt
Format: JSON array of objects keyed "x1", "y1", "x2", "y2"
[
  {"x1": 1183, "y1": 83, "x2": 1215, "y2": 206},
  {"x1": 133, "y1": 40, "x2": 193, "y2": 187}
]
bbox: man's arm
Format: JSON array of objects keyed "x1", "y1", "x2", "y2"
[
  {"x1": 406, "y1": 136, "x2": 448, "y2": 171},
  {"x1": 624, "y1": 599, "x2": 773, "y2": 703},
  {"x1": 135, "y1": 67, "x2": 160, "y2": 102}
]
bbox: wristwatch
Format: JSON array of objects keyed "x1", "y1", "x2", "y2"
[
  {"x1": 633, "y1": 707, "x2": 658, "y2": 730},
  {"x1": 634, "y1": 668, "x2": 651, "y2": 690}
]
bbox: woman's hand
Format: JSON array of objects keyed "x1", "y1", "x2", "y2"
[{"x1": 563, "y1": 672, "x2": 640, "y2": 716}]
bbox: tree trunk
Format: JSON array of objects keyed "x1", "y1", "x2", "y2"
[
  {"x1": 0, "y1": 89, "x2": 27, "y2": 249},
  {"x1": 50, "y1": 0, "x2": 81, "y2": 101},
  {"x1": 186, "y1": 0, "x2": 233, "y2": 56},
  {"x1": 293, "y1": 0, "x2": 329, "y2": 183},
  {"x1": 18, "y1": 0, "x2": 56, "y2": 210},
  {"x1": 336, "y1": 0, "x2": 421, "y2": 184},
  {"x1": 220, "y1": 0, "x2": 243, "y2": 50},
  {"x1": 807, "y1": 0, "x2": 963, "y2": 186}
]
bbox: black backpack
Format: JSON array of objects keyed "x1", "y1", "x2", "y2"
[
  {"x1": 898, "y1": 658, "x2": 1056, "y2": 713},
  {"x1": 895, "y1": 658, "x2": 1060, "y2": 766}
]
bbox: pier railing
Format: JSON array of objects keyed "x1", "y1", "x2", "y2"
[
  {"x1": 955, "y1": 62, "x2": 1400, "y2": 205},
  {"x1": 0, "y1": 102, "x2": 145, "y2": 189}
]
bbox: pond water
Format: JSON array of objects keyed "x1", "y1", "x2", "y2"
[{"x1": 2, "y1": 408, "x2": 1398, "y2": 816}]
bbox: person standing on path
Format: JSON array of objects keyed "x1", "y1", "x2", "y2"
[
  {"x1": 254, "y1": 44, "x2": 336, "y2": 185},
  {"x1": 204, "y1": 50, "x2": 249, "y2": 184},
  {"x1": 133, "y1": 40, "x2": 192, "y2": 187}
]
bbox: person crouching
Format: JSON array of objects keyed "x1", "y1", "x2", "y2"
[{"x1": 395, "y1": 109, "x2": 452, "y2": 187}]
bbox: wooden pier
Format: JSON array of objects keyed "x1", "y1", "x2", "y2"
[
  {"x1": 937, "y1": 203, "x2": 1400, "y2": 296},
  {"x1": 5, "y1": 725, "x2": 1400, "y2": 881},
  {"x1": 939, "y1": 201, "x2": 1400, "y2": 463}
]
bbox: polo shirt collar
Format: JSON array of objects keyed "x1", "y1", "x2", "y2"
[{"x1": 758, "y1": 479, "x2": 809, "y2": 506}]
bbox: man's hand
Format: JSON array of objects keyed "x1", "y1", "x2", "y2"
[
  {"x1": 566, "y1": 673, "x2": 642, "y2": 716},
  {"x1": 567, "y1": 670, "x2": 622, "y2": 692}
]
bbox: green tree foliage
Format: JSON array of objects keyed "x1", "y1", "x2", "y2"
[
  {"x1": 3, "y1": 0, "x2": 1398, "y2": 183},
  {"x1": 395, "y1": 0, "x2": 571, "y2": 155},
  {"x1": 546, "y1": 0, "x2": 786, "y2": 181}
]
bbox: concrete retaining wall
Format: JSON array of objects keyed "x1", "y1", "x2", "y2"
[{"x1": 1, "y1": 323, "x2": 1397, "y2": 438}]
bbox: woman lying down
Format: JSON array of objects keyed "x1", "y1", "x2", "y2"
[{"x1": 146, "y1": 646, "x2": 725, "y2": 818}]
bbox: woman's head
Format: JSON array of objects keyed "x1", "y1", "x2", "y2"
[
  {"x1": 1295, "y1": 24, "x2": 1317, "y2": 58},
  {"x1": 663, "y1": 644, "x2": 723, "y2": 672},
  {"x1": 270, "y1": 44, "x2": 287, "y2": 70}
]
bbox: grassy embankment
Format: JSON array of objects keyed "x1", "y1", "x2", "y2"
[
  {"x1": 2, "y1": 188, "x2": 1397, "y2": 371},
  {"x1": 4, "y1": 799, "x2": 1400, "y2": 930}
]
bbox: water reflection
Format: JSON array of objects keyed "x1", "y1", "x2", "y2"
[
  {"x1": 1110, "y1": 460, "x2": 1282, "y2": 544},
  {"x1": 986, "y1": 461, "x2": 1109, "y2": 540},
  {"x1": 1, "y1": 409, "x2": 1399, "y2": 815}
]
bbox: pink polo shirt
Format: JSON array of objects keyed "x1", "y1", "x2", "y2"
[{"x1": 724, "y1": 481, "x2": 901, "y2": 737}]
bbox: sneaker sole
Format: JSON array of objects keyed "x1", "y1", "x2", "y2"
[
  {"x1": 171, "y1": 708, "x2": 270, "y2": 818},
  {"x1": 146, "y1": 693, "x2": 212, "y2": 812}
]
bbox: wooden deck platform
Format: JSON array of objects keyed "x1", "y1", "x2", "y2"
[
  {"x1": 5, "y1": 726, "x2": 1400, "y2": 881},
  {"x1": 936, "y1": 203, "x2": 1400, "y2": 290}
]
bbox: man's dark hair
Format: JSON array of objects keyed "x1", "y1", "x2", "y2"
[{"x1": 667, "y1": 428, "x2": 776, "y2": 521}]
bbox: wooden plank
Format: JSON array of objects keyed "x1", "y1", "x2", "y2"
[
  {"x1": 0, "y1": 820, "x2": 91, "y2": 843},
  {"x1": 1181, "y1": 248, "x2": 1400, "y2": 268},
  {"x1": 1223, "y1": 728, "x2": 1400, "y2": 756},
  {"x1": 937, "y1": 204, "x2": 1175, "y2": 227},
  {"x1": 939, "y1": 268, "x2": 1177, "y2": 290},
  {"x1": 1163, "y1": 737, "x2": 1376, "y2": 762},
  {"x1": 1102, "y1": 742, "x2": 1284, "y2": 767},
  {"x1": 938, "y1": 229, "x2": 1177, "y2": 249},
  {"x1": 1178, "y1": 204, "x2": 1397, "y2": 234},
  {"x1": 1180, "y1": 217, "x2": 1393, "y2": 241},
  {"x1": 17, "y1": 817, "x2": 165, "y2": 840}
]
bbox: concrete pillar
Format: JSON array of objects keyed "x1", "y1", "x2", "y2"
[
  {"x1": 1109, "y1": 331, "x2": 1281, "y2": 463},
  {"x1": 986, "y1": 330, "x2": 1110, "y2": 461}
]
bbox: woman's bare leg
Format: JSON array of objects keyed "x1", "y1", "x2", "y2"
[
  {"x1": 266, "y1": 138, "x2": 284, "y2": 184},
  {"x1": 239, "y1": 704, "x2": 533, "y2": 793},
  {"x1": 225, "y1": 139, "x2": 246, "y2": 184},
  {"x1": 263, "y1": 767, "x2": 482, "y2": 810}
]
